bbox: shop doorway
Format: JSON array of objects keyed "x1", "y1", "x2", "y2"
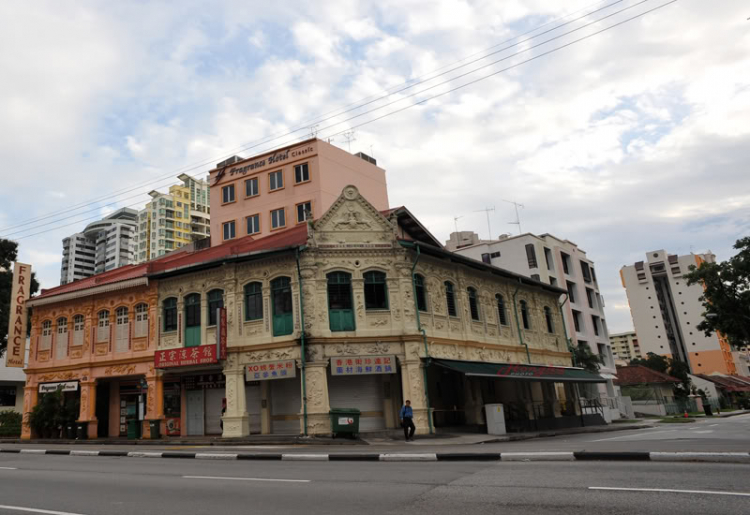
[
  {"x1": 96, "y1": 382, "x2": 110, "y2": 438},
  {"x1": 186, "y1": 390, "x2": 205, "y2": 436}
]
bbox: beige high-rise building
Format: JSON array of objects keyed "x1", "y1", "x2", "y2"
[
  {"x1": 134, "y1": 174, "x2": 210, "y2": 263},
  {"x1": 609, "y1": 331, "x2": 642, "y2": 362},
  {"x1": 621, "y1": 250, "x2": 738, "y2": 375}
]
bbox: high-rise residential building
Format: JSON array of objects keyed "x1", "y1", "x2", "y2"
[
  {"x1": 60, "y1": 208, "x2": 138, "y2": 285},
  {"x1": 447, "y1": 231, "x2": 618, "y2": 398},
  {"x1": 134, "y1": 174, "x2": 210, "y2": 263},
  {"x1": 609, "y1": 331, "x2": 642, "y2": 362},
  {"x1": 621, "y1": 250, "x2": 739, "y2": 376},
  {"x1": 207, "y1": 138, "x2": 388, "y2": 245}
]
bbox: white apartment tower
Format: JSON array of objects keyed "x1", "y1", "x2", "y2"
[
  {"x1": 134, "y1": 173, "x2": 210, "y2": 263},
  {"x1": 609, "y1": 331, "x2": 642, "y2": 362},
  {"x1": 621, "y1": 250, "x2": 738, "y2": 376},
  {"x1": 447, "y1": 231, "x2": 618, "y2": 397},
  {"x1": 60, "y1": 208, "x2": 138, "y2": 285}
]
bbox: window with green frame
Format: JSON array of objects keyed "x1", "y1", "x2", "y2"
[
  {"x1": 163, "y1": 297, "x2": 177, "y2": 332},
  {"x1": 364, "y1": 271, "x2": 388, "y2": 310},
  {"x1": 327, "y1": 272, "x2": 355, "y2": 331},
  {"x1": 468, "y1": 287, "x2": 480, "y2": 321},
  {"x1": 271, "y1": 277, "x2": 293, "y2": 336},
  {"x1": 207, "y1": 289, "x2": 224, "y2": 326},
  {"x1": 184, "y1": 293, "x2": 201, "y2": 347},
  {"x1": 414, "y1": 274, "x2": 428, "y2": 312},
  {"x1": 244, "y1": 282, "x2": 263, "y2": 321}
]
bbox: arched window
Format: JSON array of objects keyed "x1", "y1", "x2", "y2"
[
  {"x1": 184, "y1": 293, "x2": 201, "y2": 347},
  {"x1": 496, "y1": 294, "x2": 508, "y2": 326},
  {"x1": 544, "y1": 306, "x2": 555, "y2": 333},
  {"x1": 244, "y1": 282, "x2": 263, "y2": 321},
  {"x1": 327, "y1": 272, "x2": 354, "y2": 331},
  {"x1": 73, "y1": 314, "x2": 85, "y2": 346},
  {"x1": 97, "y1": 310, "x2": 110, "y2": 342},
  {"x1": 134, "y1": 303, "x2": 149, "y2": 338},
  {"x1": 208, "y1": 290, "x2": 224, "y2": 327},
  {"x1": 520, "y1": 300, "x2": 530, "y2": 330},
  {"x1": 40, "y1": 320, "x2": 52, "y2": 351},
  {"x1": 56, "y1": 318, "x2": 68, "y2": 360},
  {"x1": 468, "y1": 287, "x2": 480, "y2": 321},
  {"x1": 271, "y1": 277, "x2": 293, "y2": 336},
  {"x1": 115, "y1": 307, "x2": 129, "y2": 353},
  {"x1": 445, "y1": 282, "x2": 457, "y2": 317},
  {"x1": 163, "y1": 298, "x2": 177, "y2": 332},
  {"x1": 414, "y1": 274, "x2": 427, "y2": 312},
  {"x1": 364, "y1": 271, "x2": 388, "y2": 310}
]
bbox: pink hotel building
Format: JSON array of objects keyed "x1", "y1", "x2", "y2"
[{"x1": 208, "y1": 139, "x2": 389, "y2": 245}]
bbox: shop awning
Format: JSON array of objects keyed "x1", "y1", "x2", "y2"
[{"x1": 431, "y1": 358, "x2": 606, "y2": 383}]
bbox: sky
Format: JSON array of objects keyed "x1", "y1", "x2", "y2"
[{"x1": 0, "y1": 0, "x2": 748, "y2": 334}]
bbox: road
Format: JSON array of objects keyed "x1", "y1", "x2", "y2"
[
  {"x1": 3, "y1": 413, "x2": 749, "y2": 455},
  {"x1": 1, "y1": 452, "x2": 749, "y2": 515}
]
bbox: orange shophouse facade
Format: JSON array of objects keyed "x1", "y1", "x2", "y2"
[{"x1": 23, "y1": 265, "x2": 164, "y2": 439}]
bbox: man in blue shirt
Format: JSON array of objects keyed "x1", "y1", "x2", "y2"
[{"x1": 400, "y1": 400, "x2": 416, "y2": 441}]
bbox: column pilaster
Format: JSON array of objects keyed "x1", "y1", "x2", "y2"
[
  {"x1": 302, "y1": 360, "x2": 331, "y2": 435},
  {"x1": 222, "y1": 368, "x2": 249, "y2": 437}
]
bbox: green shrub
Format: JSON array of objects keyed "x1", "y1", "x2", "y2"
[{"x1": 0, "y1": 410, "x2": 22, "y2": 437}]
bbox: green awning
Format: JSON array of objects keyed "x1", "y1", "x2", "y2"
[{"x1": 431, "y1": 358, "x2": 606, "y2": 383}]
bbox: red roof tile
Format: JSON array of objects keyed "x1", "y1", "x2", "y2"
[
  {"x1": 146, "y1": 224, "x2": 308, "y2": 275},
  {"x1": 35, "y1": 263, "x2": 150, "y2": 300},
  {"x1": 614, "y1": 365, "x2": 680, "y2": 386},
  {"x1": 696, "y1": 374, "x2": 750, "y2": 392}
]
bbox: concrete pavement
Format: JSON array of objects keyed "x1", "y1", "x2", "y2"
[{"x1": 1, "y1": 453, "x2": 749, "y2": 514}]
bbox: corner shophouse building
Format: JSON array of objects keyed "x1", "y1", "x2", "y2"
[
  {"x1": 147, "y1": 185, "x2": 605, "y2": 437},
  {"x1": 23, "y1": 265, "x2": 163, "y2": 439}
]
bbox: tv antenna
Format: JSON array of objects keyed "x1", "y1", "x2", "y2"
[
  {"x1": 453, "y1": 215, "x2": 463, "y2": 233},
  {"x1": 502, "y1": 199, "x2": 524, "y2": 235},
  {"x1": 473, "y1": 207, "x2": 495, "y2": 240},
  {"x1": 342, "y1": 130, "x2": 357, "y2": 152},
  {"x1": 309, "y1": 124, "x2": 320, "y2": 138}
]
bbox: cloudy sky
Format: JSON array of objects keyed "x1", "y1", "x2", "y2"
[{"x1": 1, "y1": 0, "x2": 748, "y2": 333}]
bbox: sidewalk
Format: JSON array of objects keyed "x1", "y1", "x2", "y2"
[{"x1": 0, "y1": 421, "x2": 654, "y2": 448}]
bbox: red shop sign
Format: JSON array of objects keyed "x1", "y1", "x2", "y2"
[{"x1": 155, "y1": 345, "x2": 218, "y2": 368}]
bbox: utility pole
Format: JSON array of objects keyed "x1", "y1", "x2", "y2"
[
  {"x1": 473, "y1": 207, "x2": 495, "y2": 240},
  {"x1": 502, "y1": 199, "x2": 524, "y2": 235}
]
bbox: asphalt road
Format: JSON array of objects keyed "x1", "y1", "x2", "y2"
[
  {"x1": 3, "y1": 413, "x2": 749, "y2": 455},
  {"x1": 1, "y1": 453, "x2": 749, "y2": 515}
]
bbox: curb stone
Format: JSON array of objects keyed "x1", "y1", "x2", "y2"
[{"x1": 2, "y1": 448, "x2": 749, "y2": 464}]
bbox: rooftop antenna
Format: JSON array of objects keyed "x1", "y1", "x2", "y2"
[
  {"x1": 473, "y1": 207, "x2": 495, "y2": 240},
  {"x1": 369, "y1": 144, "x2": 374, "y2": 157},
  {"x1": 342, "y1": 130, "x2": 357, "y2": 153},
  {"x1": 453, "y1": 215, "x2": 464, "y2": 233},
  {"x1": 502, "y1": 199, "x2": 524, "y2": 235},
  {"x1": 309, "y1": 124, "x2": 320, "y2": 138}
]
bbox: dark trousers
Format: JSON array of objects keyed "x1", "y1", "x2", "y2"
[{"x1": 402, "y1": 417, "x2": 415, "y2": 440}]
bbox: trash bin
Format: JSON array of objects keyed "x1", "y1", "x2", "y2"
[
  {"x1": 127, "y1": 420, "x2": 140, "y2": 440},
  {"x1": 148, "y1": 420, "x2": 161, "y2": 440},
  {"x1": 75, "y1": 422, "x2": 88, "y2": 440},
  {"x1": 329, "y1": 408, "x2": 360, "y2": 438},
  {"x1": 703, "y1": 404, "x2": 713, "y2": 417},
  {"x1": 65, "y1": 423, "x2": 76, "y2": 440}
]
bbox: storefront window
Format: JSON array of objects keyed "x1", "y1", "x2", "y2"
[{"x1": 0, "y1": 386, "x2": 16, "y2": 407}]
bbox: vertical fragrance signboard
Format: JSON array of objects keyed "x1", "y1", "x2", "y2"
[{"x1": 5, "y1": 262, "x2": 32, "y2": 368}]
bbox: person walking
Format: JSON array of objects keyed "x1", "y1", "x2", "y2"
[{"x1": 400, "y1": 400, "x2": 416, "y2": 442}]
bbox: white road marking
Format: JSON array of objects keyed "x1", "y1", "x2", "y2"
[
  {"x1": 589, "y1": 487, "x2": 750, "y2": 497},
  {"x1": 592, "y1": 430, "x2": 676, "y2": 442},
  {"x1": 183, "y1": 475, "x2": 310, "y2": 483},
  {"x1": 0, "y1": 466, "x2": 18, "y2": 470},
  {"x1": 0, "y1": 505, "x2": 89, "y2": 515},
  {"x1": 691, "y1": 430, "x2": 713, "y2": 434},
  {"x1": 708, "y1": 424, "x2": 718, "y2": 427}
]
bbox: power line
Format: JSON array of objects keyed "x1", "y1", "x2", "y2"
[
  {"x1": 0, "y1": 0, "x2": 626, "y2": 235},
  {"x1": 6, "y1": 1, "x2": 676, "y2": 242}
]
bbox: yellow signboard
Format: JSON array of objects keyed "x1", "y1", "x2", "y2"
[{"x1": 5, "y1": 262, "x2": 31, "y2": 368}]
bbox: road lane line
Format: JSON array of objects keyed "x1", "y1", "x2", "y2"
[
  {"x1": 183, "y1": 475, "x2": 310, "y2": 483},
  {"x1": 0, "y1": 505, "x2": 89, "y2": 515},
  {"x1": 589, "y1": 487, "x2": 750, "y2": 497},
  {"x1": 0, "y1": 466, "x2": 18, "y2": 470}
]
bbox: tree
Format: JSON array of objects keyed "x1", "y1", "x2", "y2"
[
  {"x1": 684, "y1": 237, "x2": 750, "y2": 350},
  {"x1": 0, "y1": 238, "x2": 40, "y2": 357},
  {"x1": 573, "y1": 342, "x2": 603, "y2": 373},
  {"x1": 628, "y1": 352, "x2": 669, "y2": 373}
]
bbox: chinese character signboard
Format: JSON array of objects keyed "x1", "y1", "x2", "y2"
[
  {"x1": 5, "y1": 262, "x2": 31, "y2": 368},
  {"x1": 245, "y1": 360, "x2": 297, "y2": 381},
  {"x1": 331, "y1": 355, "x2": 396, "y2": 376},
  {"x1": 155, "y1": 345, "x2": 218, "y2": 368}
]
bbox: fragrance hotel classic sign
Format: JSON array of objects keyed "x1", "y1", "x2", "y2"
[{"x1": 5, "y1": 262, "x2": 31, "y2": 368}]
